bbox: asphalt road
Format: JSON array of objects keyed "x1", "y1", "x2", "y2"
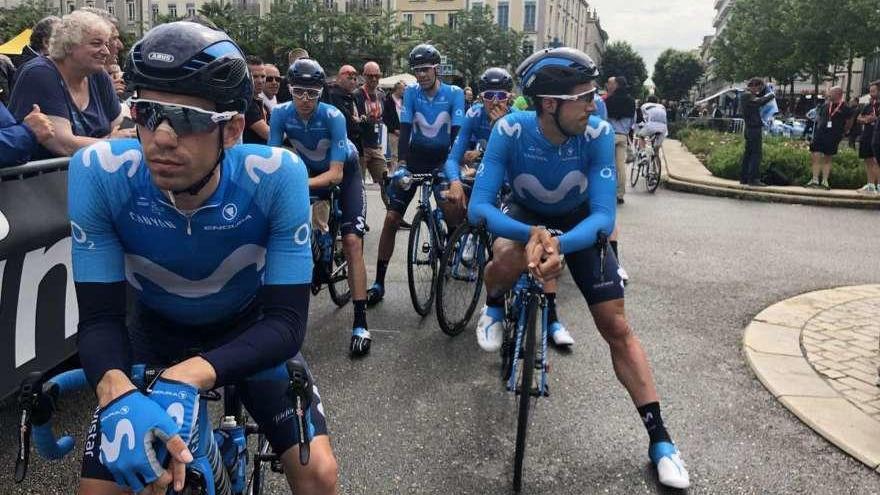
[{"x1": 3, "y1": 184, "x2": 879, "y2": 494}]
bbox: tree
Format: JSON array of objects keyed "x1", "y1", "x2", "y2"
[
  {"x1": 652, "y1": 49, "x2": 703, "y2": 101},
  {"x1": 419, "y1": 7, "x2": 524, "y2": 88},
  {"x1": 789, "y1": 0, "x2": 846, "y2": 97},
  {"x1": 600, "y1": 41, "x2": 647, "y2": 96},
  {"x1": 834, "y1": 0, "x2": 880, "y2": 98},
  {"x1": 0, "y1": 0, "x2": 54, "y2": 45}
]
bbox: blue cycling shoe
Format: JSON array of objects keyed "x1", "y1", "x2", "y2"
[
  {"x1": 649, "y1": 441, "x2": 690, "y2": 489},
  {"x1": 366, "y1": 283, "x2": 384, "y2": 306},
  {"x1": 549, "y1": 321, "x2": 574, "y2": 347},
  {"x1": 350, "y1": 327, "x2": 372, "y2": 356}
]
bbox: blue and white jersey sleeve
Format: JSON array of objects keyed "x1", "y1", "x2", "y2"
[
  {"x1": 557, "y1": 118, "x2": 616, "y2": 254},
  {"x1": 399, "y1": 85, "x2": 416, "y2": 125},
  {"x1": 69, "y1": 140, "x2": 137, "y2": 283},
  {"x1": 326, "y1": 105, "x2": 349, "y2": 164},
  {"x1": 257, "y1": 149, "x2": 314, "y2": 285},
  {"x1": 444, "y1": 104, "x2": 480, "y2": 181},
  {"x1": 268, "y1": 103, "x2": 292, "y2": 147},
  {"x1": 451, "y1": 86, "x2": 466, "y2": 127},
  {"x1": 468, "y1": 114, "x2": 532, "y2": 243}
]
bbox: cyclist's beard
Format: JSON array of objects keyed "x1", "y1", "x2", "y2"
[{"x1": 551, "y1": 108, "x2": 580, "y2": 138}]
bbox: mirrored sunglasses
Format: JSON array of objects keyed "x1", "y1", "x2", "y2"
[
  {"x1": 481, "y1": 91, "x2": 511, "y2": 102},
  {"x1": 129, "y1": 98, "x2": 236, "y2": 136}
]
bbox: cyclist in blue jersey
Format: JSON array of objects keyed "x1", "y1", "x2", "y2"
[
  {"x1": 366, "y1": 43, "x2": 465, "y2": 305},
  {"x1": 468, "y1": 48, "x2": 690, "y2": 489},
  {"x1": 268, "y1": 58, "x2": 372, "y2": 357},
  {"x1": 69, "y1": 22, "x2": 337, "y2": 494}
]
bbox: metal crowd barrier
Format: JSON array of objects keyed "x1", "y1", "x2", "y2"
[
  {"x1": 0, "y1": 157, "x2": 71, "y2": 182},
  {"x1": 685, "y1": 117, "x2": 745, "y2": 135}
]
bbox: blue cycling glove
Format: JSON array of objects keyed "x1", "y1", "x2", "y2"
[
  {"x1": 98, "y1": 389, "x2": 180, "y2": 493},
  {"x1": 147, "y1": 376, "x2": 201, "y2": 450}
]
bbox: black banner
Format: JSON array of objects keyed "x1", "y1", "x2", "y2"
[{"x1": 0, "y1": 170, "x2": 76, "y2": 400}]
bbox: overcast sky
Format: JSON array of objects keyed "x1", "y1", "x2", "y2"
[{"x1": 588, "y1": 0, "x2": 716, "y2": 78}]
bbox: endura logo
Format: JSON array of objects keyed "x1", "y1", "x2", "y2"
[{"x1": 148, "y1": 52, "x2": 174, "y2": 63}]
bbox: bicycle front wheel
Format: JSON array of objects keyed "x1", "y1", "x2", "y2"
[
  {"x1": 407, "y1": 209, "x2": 438, "y2": 316},
  {"x1": 629, "y1": 158, "x2": 640, "y2": 187},
  {"x1": 646, "y1": 151, "x2": 662, "y2": 193},
  {"x1": 513, "y1": 293, "x2": 539, "y2": 492},
  {"x1": 327, "y1": 228, "x2": 352, "y2": 307},
  {"x1": 436, "y1": 224, "x2": 488, "y2": 336}
]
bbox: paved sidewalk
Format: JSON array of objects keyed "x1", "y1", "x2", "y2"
[
  {"x1": 662, "y1": 139, "x2": 880, "y2": 209},
  {"x1": 744, "y1": 285, "x2": 880, "y2": 472}
]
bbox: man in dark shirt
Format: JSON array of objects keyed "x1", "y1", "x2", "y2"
[
  {"x1": 855, "y1": 80, "x2": 878, "y2": 194},
  {"x1": 739, "y1": 78, "x2": 775, "y2": 186},
  {"x1": 243, "y1": 55, "x2": 269, "y2": 144},
  {"x1": 11, "y1": 16, "x2": 60, "y2": 83},
  {"x1": 353, "y1": 62, "x2": 388, "y2": 192},
  {"x1": 327, "y1": 65, "x2": 361, "y2": 150},
  {"x1": 806, "y1": 86, "x2": 853, "y2": 189}
]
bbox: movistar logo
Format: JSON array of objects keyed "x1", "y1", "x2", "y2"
[
  {"x1": 496, "y1": 119, "x2": 522, "y2": 138},
  {"x1": 100, "y1": 419, "x2": 135, "y2": 463}
]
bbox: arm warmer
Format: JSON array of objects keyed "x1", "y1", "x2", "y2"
[
  {"x1": 75, "y1": 282, "x2": 131, "y2": 390},
  {"x1": 398, "y1": 123, "x2": 412, "y2": 162}
]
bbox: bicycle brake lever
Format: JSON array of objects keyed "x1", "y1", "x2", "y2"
[
  {"x1": 596, "y1": 231, "x2": 608, "y2": 282},
  {"x1": 285, "y1": 360, "x2": 312, "y2": 466}
]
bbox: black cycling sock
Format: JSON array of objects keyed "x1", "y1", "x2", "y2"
[
  {"x1": 610, "y1": 240, "x2": 619, "y2": 259},
  {"x1": 375, "y1": 260, "x2": 389, "y2": 287},
  {"x1": 546, "y1": 293, "x2": 558, "y2": 324},
  {"x1": 486, "y1": 293, "x2": 505, "y2": 308},
  {"x1": 353, "y1": 300, "x2": 367, "y2": 329},
  {"x1": 637, "y1": 402, "x2": 672, "y2": 445}
]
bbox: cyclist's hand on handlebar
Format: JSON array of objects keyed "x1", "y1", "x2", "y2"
[
  {"x1": 526, "y1": 228, "x2": 562, "y2": 282},
  {"x1": 97, "y1": 390, "x2": 192, "y2": 493},
  {"x1": 462, "y1": 150, "x2": 482, "y2": 166},
  {"x1": 444, "y1": 180, "x2": 467, "y2": 211},
  {"x1": 146, "y1": 373, "x2": 202, "y2": 493}
]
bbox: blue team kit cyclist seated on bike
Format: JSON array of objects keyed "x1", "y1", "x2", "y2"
[
  {"x1": 268, "y1": 58, "x2": 372, "y2": 357},
  {"x1": 468, "y1": 47, "x2": 690, "y2": 489},
  {"x1": 68, "y1": 22, "x2": 337, "y2": 494},
  {"x1": 365, "y1": 44, "x2": 465, "y2": 306}
]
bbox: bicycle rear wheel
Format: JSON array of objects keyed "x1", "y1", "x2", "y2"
[
  {"x1": 327, "y1": 225, "x2": 351, "y2": 307},
  {"x1": 407, "y1": 209, "x2": 438, "y2": 316},
  {"x1": 646, "y1": 151, "x2": 662, "y2": 193},
  {"x1": 513, "y1": 293, "x2": 539, "y2": 492},
  {"x1": 436, "y1": 224, "x2": 487, "y2": 336}
]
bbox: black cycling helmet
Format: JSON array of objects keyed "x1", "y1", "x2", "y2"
[
  {"x1": 124, "y1": 21, "x2": 252, "y2": 113},
  {"x1": 287, "y1": 58, "x2": 325, "y2": 88},
  {"x1": 408, "y1": 44, "x2": 441, "y2": 68},
  {"x1": 479, "y1": 67, "x2": 514, "y2": 92},
  {"x1": 516, "y1": 47, "x2": 599, "y2": 97}
]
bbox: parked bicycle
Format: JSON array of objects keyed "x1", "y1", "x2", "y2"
[
  {"x1": 14, "y1": 359, "x2": 313, "y2": 495},
  {"x1": 629, "y1": 131, "x2": 663, "y2": 193}
]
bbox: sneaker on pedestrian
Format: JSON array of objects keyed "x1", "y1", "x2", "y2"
[
  {"x1": 476, "y1": 305, "x2": 504, "y2": 352},
  {"x1": 549, "y1": 321, "x2": 575, "y2": 347},
  {"x1": 366, "y1": 283, "x2": 384, "y2": 306},
  {"x1": 804, "y1": 179, "x2": 820, "y2": 188},
  {"x1": 350, "y1": 327, "x2": 372, "y2": 356},
  {"x1": 649, "y1": 441, "x2": 690, "y2": 489},
  {"x1": 857, "y1": 183, "x2": 876, "y2": 194},
  {"x1": 821, "y1": 181, "x2": 830, "y2": 190},
  {"x1": 748, "y1": 180, "x2": 768, "y2": 187}
]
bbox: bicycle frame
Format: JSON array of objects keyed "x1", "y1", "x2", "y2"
[
  {"x1": 506, "y1": 275, "x2": 549, "y2": 398},
  {"x1": 15, "y1": 361, "x2": 312, "y2": 495},
  {"x1": 411, "y1": 173, "x2": 447, "y2": 252},
  {"x1": 309, "y1": 187, "x2": 348, "y2": 288}
]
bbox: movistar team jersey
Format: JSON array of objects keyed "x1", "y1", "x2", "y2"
[
  {"x1": 400, "y1": 82, "x2": 465, "y2": 153},
  {"x1": 468, "y1": 112, "x2": 617, "y2": 255},
  {"x1": 69, "y1": 139, "x2": 313, "y2": 325},
  {"x1": 268, "y1": 101, "x2": 348, "y2": 174},
  {"x1": 444, "y1": 102, "x2": 509, "y2": 181}
]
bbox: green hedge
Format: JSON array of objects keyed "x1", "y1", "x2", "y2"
[{"x1": 677, "y1": 129, "x2": 865, "y2": 189}]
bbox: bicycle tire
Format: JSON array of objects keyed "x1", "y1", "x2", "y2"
[
  {"x1": 248, "y1": 434, "x2": 272, "y2": 495},
  {"x1": 629, "y1": 158, "x2": 640, "y2": 187},
  {"x1": 407, "y1": 209, "x2": 438, "y2": 316},
  {"x1": 436, "y1": 224, "x2": 486, "y2": 336},
  {"x1": 327, "y1": 225, "x2": 352, "y2": 307},
  {"x1": 513, "y1": 293, "x2": 539, "y2": 492},
  {"x1": 646, "y1": 152, "x2": 661, "y2": 193}
]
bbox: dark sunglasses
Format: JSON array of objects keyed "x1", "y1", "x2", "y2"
[
  {"x1": 364, "y1": 73, "x2": 381, "y2": 79},
  {"x1": 265, "y1": 76, "x2": 283, "y2": 83},
  {"x1": 481, "y1": 91, "x2": 511, "y2": 102},
  {"x1": 129, "y1": 98, "x2": 236, "y2": 136}
]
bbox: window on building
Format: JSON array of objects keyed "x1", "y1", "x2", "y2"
[
  {"x1": 448, "y1": 13, "x2": 456, "y2": 28},
  {"x1": 403, "y1": 13, "x2": 413, "y2": 36},
  {"x1": 67, "y1": 2, "x2": 75, "y2": 13},
  {"x1": 85, "y1": 0, "x2": 94, "y2": 7},
  {"x1": 127, "y1": 0, "x2": 135, "y2": 21},
  {"x1": 497, "y1": 2, "x2": 508, "y2": 30},
  {"x1": 151, "y1": 4, "x2": 159, "y2": 21},
  {"x1": 424, "y1": 13, "x2": 435, "y2": 25},
  {"x1": 106, "y1": 3, "x2": 114, "y2": 15},
  {"x1": 168, "y1": 3, "x2": 177, "y2": 17},
  {"x1": 186, "y1": 3, "x2": 195, "y2": 16},
  {"x1": 471, "y1": 1, "x2": 482, "y2": 11},
  {"x1": 524, "y1": 2, "x2": 536, "y2": 31}
]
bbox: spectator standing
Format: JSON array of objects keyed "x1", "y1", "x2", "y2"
[
  {"x1": 11, "y1": 16, "x2": 60, "y2": 74},
  {"x1": 806, "y1": 86, "x2": 853, "y2": 189},
  {"x1": 262, "y1": 63, "x2": 282, "y2": 117},
  {"x1": 242, "y1": 55, "x2": 269, "y2": 144},
  {"x1": 604, "y1": 76, "x2": 635, "y2": 203},
  {"x1": 9, "y1": 10, "x2": 131, "y2": 159},
  {"x1": 0, "y1": 102, "x2": 54, "y2": 167},
  {"x1": 739, "y1": 78, "x2": 775, "y2": 186},
  {"x1": 0, "y1": 55, "x2": 14, "y2": 105},
  {"x1": 383, "y1": 81, "x2": 402, "y2": 165},
  {"x1": 353, "y1": 61, "x2": 389, "y2": 193},
  {"x1": 846, "y1": 96, "x2": 861, "y2": 149},
  {"x1": 856, "y1": 81, "x2": 879, "y2": 194},
  {"x1": 276, "y1": 47, "x2": 309, "y2": 104},
  {"x1": 328, "y1": 65, "x2": 361, "y2": 150}
]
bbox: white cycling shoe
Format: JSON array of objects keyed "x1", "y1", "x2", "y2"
[
  {"x1": 650, "y1": 441, "x2": 690, "y2": 489},
  {"x1": 476, "y1": 305, "x2": 504, "y2": 352},
  {"x1": 549, "y1": 321, "x2": 574, "y2": 346}
]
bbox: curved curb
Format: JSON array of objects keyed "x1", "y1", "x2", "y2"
[{"x1": 743, "y1": 285, "x2": 880, "y2": 472}]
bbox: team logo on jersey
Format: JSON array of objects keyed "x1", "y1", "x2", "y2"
[
  {"x1": 0, "y1": 209, "x2": 8, "y2": 242},
  {"x1": 513, "y1": 170, "x2": 587, "y2": 204},
  {"x1": 245, "y1": 148, "x2": 286, "y2": 183},
  {"x1": 600, "y1": 167, "x2": 614, "y2": 179},
  {"x1": 496, "y1": 119, "x2": 522, "y2": 138},
  {"x1": 125, "y1": 244, "x2": 267, "y2": 298},
  {"x1": 455, "y1": 109, "x2": 463, "y2": 117},
  {"x1": 291, "y1": 139, "x2": 331, "y2": 163},
  {"x1": 584, "y1": 120, "x2": 613, "y2": 139},
  {"x1": 466, "y1": 106, "x2": 482, "y2": 118},
  {"x1": 222, "y1": 203, "x2": 238, "y2": 221},
  {"x1": 293, "y1": 223, "x2": 311, "y2": 245},
  {"x1": 412, "y1": 112, "x2": 451, "y2": 138},
  {"x1": 83, "y1": 141, "x2": 142, "y2": 177}
]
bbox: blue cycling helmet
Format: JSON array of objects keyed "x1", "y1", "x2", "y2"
[
  {"x1": 124, "y1": 21, "x2": 252, "y2": 113},
  {"x1": 516, "y1": 47, "x2": 599, "y2": 97},
  {"x1": 287, "y1": 58, "x2": 325, "y2": 88},
  {"x1": 409, "y1": 44, "x2": 442, "y2": 69},
  {"x1": 479, "y1": 67, "x2": 514, "y2": 92}
]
